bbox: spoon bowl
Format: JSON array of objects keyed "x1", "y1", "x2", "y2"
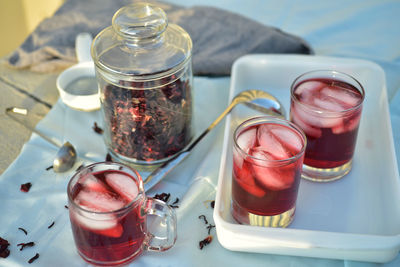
[
  {"x1": 6, "y1": 107, "x2": 78, "y2": 173},
  {"x1": 53, "y1": 141, "x2": 77, "y2": 172}
]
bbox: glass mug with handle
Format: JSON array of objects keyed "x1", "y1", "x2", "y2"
[{"x1": 67, "y1": 162, "x2": 177, "y2": 266}]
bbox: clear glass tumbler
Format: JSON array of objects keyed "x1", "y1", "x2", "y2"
[
  {"x1": 231, "y1": 116, "x2": 306, "y2": 228},
  {"x1": 290, "y1": 70, "x2": 365, "y2": 182}
]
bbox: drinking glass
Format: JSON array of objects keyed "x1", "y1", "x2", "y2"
[
  {"x1": 67, "y1": 162, "x2": 177, "y2": 266},
  {"x1": 231, "y1": 116, "x2": 306, "y2": 227},
  {"x1": 290, "y1": 70, "x2": 365, "y2": 182}
]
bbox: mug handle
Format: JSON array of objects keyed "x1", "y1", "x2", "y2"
[{"x1": 144, "y1": 198, "x2": 177, "y2": 251}]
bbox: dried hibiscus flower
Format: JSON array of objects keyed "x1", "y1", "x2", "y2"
[
  {"x1": 47, "y1": 221, "x2": 55, "y2": 229},
  {"x1": 18, "y1": 227, "x2": 28, "y2": 235},
  {"x1": 210, "y1": 200, "x2": 215, "y2": 209},
  {"x1": 0, "y1": 237, "x2": 10, "y2": 258},
  {"x1": 105, "y1": 153, "x2": 113, "y2": 162},
  {"x1": 199, "y1": 235, "x2": 213, "y2": 250},
  {"x1": 28, "y1": 253, "x2": 39, "y2": 264},
  {"x1": 17, "y1": 242, "x2": 35, "y2": 251},
  {"x1": 92, "y1": 122, "x2": 103, "y2": 134},
  {"x1": 20, "y1": 182, "x2": 32, "y2": 192},
  {"x1": 153, "y1": 192, "x2": 171, "y2": 203}
]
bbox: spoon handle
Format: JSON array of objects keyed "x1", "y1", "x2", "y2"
[
  {"x1": 6, "y1": 107, "x2": 62, "y2": 148},
  {"x1": 144, "y1": 151, "x2": 190, "y2": 191}
]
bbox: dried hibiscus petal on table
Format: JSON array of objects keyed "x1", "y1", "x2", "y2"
[
  {"x1": 20, "y1": 182, "x2": 32, "y2": 192},
  {"x1": 0, "y1": 237, "x2": 10, "y2": 258},
  {"x1": 17, "y1": 242, "x2": 35, "y2": 251},
  {"x1": 28, "y1": 253, "x2": 39, "y2": 264},
  {"x1": 92, "y1": 122, "x2": 103, "y2": 134},
  {"x1": 18, "y1": 227, "x2": 28, "y2": 235},
  {"x1": 199, "y1": 235, "x2": 213, "y2": 250}
]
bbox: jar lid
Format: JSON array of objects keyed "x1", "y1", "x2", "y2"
[{"x1": 91, "y1": 3, "x2": 192, "y2": 79}]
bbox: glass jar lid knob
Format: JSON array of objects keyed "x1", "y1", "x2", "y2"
[{"x1": 112, "y1": 3, "x2": 167, "y2": 40}]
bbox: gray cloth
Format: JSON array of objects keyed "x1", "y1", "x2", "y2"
[{"x1": 7, "y1": 0, "x2": 312, "y2": 75}]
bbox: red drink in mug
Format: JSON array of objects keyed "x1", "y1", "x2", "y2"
[
  {"x1": 68, "y1": 162, "x2": 177, "y2": 266},
  {"x1": 231, "y1": 116, "x2": 306, "y2": 227},
  {"x1": 290, "y1": 70, "x2": 364, "y2": 181}
]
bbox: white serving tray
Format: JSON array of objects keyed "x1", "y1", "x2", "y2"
[{"x1": 213, "y1": 54, "x2": 400, "y2": 263}]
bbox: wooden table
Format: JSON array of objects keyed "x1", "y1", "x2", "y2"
[{"x1": 0, "y1": 57, "x2": 60, "y2": 174}]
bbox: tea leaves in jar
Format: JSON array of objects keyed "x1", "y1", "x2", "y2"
[{"x1": 102, "y1": 75, "x2": 192, "y2": 162}]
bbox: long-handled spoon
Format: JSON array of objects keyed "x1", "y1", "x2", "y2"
[
  {"x1": 144, "y1": 89, "x2": 285, "y2": 191},
  {"x1": 6, "y1": 107, "x2": 77, "y2": 173}
]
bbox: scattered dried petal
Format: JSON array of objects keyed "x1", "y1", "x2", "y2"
[
  {"x1": 28, "y1": 253, "x2": 39, "y2": 264},
  {"x1": 18, "y1": 227, "x2": 28, "y2": 235},
  {"x1": 92, "y1": 122, "x2": 103, "y2": 134},
  {"x1": 47, "y1": 221, "x2": 55, "y2": 229},
  {"x1": 172, "y1": 198, "x2": 179, "y2": 205},
  {"x1": 0, "y1": 237, "x2": 10, "y2": 258},
  {"x1": 153, "y1": 193, "x2": 171, "y2": 203},
  {"x1": 105, "y1": 153, "x2": 113, "y2": 162},
  {"x1": 17, "y1": 242, "x2": 35, "y2": 251},
  {"x1": 199, "y1": 235, "x2": 213, "y2": 250},
  {"x1": 207, "y1": 224, "x2": 215, "y2": 235},
  {"x1": 20, "y1": 182, "x2": 32, "y2": 192},
  {"x1": 198, "y1": 215, "x2": 208, "y2": 225}
]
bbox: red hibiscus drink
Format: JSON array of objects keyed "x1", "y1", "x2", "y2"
[
  {"x1": 290, "y1": 70, "x2": 365, "y2": 182},
  {"x1": 231, "y1": 116, "x2": 306, "y2": 227},
  {"x1": 68, "y1": 162, "x2": 177, "y2": 266}
]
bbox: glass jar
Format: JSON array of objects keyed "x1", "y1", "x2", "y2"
[{"x1": 91, "y1": 3, "x2": 193, "y2": 165}]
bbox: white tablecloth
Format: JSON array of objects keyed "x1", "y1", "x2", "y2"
[{"x1": 1, "y1": 0, "x2": 399, "y2": 266}]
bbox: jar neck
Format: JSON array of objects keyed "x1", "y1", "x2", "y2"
[{"x1": 122, "y1": 34, "x2": 164, "y2": 49}]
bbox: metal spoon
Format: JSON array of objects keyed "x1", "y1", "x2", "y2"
[
  {"x1": 5, "y1": 107, "x2": 77, "y2": 173},
  {"x1": 144, "y1": 89, "x2": 285, "y2": 191}
]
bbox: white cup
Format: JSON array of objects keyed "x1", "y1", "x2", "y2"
[{"x1": 56, "y1": 33, "x2": 100, "y2": 111}]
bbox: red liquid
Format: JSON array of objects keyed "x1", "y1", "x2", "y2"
[
  {"x1": 69, "y1": 170, "x2": 145, "y2": 266},
  {"x1": 232, "y1": 123, "x2": 304, "y2": 223},
  {"x1": 290, "y1": 78, "x2": 363, "y2": 168}
]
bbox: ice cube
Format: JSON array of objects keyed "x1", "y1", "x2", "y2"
[
  {"x1": 293, "y1": 104, "x2": 342, "y2": 128},
  {"x1": 236, "y1": 127, "x2": 257, "y2": 153},
  {"x1": 290, "y1": 109, "x2": 322, "y2": 138},
  {"x1": 233, "y1": 162, "x2": 265, "y2": 197},
  {"x1": 321, "y1": 86, "x2": 360, "y2": 108},
  {"x1": 313, "y1": 97, "x2": 346, "y2": 112},
  {"x1": 79, "y1": 173, "x2": 108, "y2": 193},
  {"x1": 249, "y1": 146, "x2": 277, "y2": 161},
  {"x1": 332, "y1": 114, "x2": 360, "y2": 134},
  {"x1": 331, "y1": 124, "x2": 346, "y2": 134},
  {"x1": 75, "y1": 190, "x2": 125, "y2": 212},
  {"x1": 257, "y1": 124, "x2": 290, "y2": 160},
  {"x1": 72, "y1": 212, "x2": 123, "y2": 238},
  {"x1": 345, "y1": 115, "x2": 361, "y2": 132},
  {"x1": 250, "y1": 149, "x2": 294, "y2": 191},
  {"x1": 105, "y1": 172, "x2": 139, "y2": 202},
  {"x1": 270, "y1": 126, "x2": 303, "y2": 155},
  {"x1": 295, "y1": 81, "x2": 325, "y2": 96}
]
